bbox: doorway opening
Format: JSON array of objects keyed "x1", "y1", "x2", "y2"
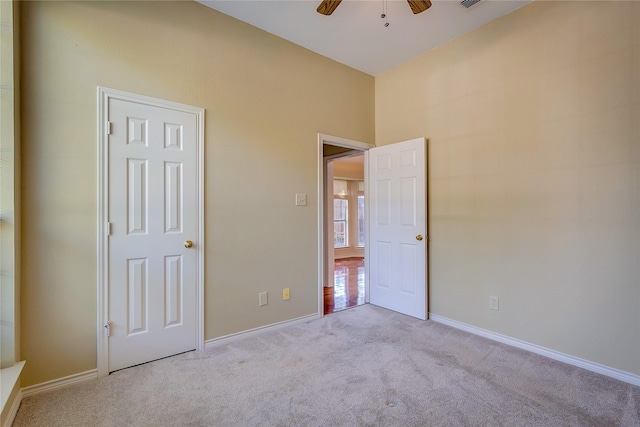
[
  {"x1": 317, "y1": 134, "x2": 373, "y2": 317},
  {"x1": 324, "y1": 154, "x2": 365, "y2": 314}
]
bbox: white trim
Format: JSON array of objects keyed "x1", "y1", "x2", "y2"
[
  {"x1": 205, "y1": 314, "x2": 319, "y2": 349},
  {"x1": 429, "y1": 314, "x2": 640, "y2": 387},
  {"x1": 97, "y1": 87, "x2": 109, "y2": 378},
  {"x1": 363, "y1": 150, "x2": 370, "y2": 304},
  {"x1": 1, "y1": 361, "x2": 25, "y2": 427},
  {"x1": 0, "y1": 361, "x2": 24, "y2": 412},
  {"x1": 18, "y1": 314, "x2": 317, "y2": 409},
  {"x1": 317, "y1": 134, "x2": 373, "y2": 317},
  {"x1": 97, "y1": 87, "x2": 205, "y2": 377},
  {"x1": 318, "y1": 134, "x2": 373, "y2": 151},
  {"x1": 1, "y1": 389, "x2": 21, "y2": 427},
  {"x1": 21, "y1": 370, "x2": 98, "y2": 398}
]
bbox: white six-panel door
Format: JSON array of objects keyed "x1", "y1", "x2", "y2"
[
  {"x1": 368, "y1": 138, "x2": 427, "y2": 320},
  {"x1": 106, "y1": 97, "x2": 200, "y2": 372}
]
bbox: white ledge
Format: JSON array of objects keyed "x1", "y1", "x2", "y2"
[{"x1": 1, "y1": 361, "x2": 25, "y2": 412}]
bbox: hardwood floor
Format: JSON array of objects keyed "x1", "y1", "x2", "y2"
[{"x1": 324, "y1": 257, "x2": 365, "y2": 315}]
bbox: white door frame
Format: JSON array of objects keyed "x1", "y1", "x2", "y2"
[
  {"x1": 317, "y1": 134, "x2": 373, "y2": 317},
  {"x1": 97, "y1": 87, "x2": 205, "y2": 377}
]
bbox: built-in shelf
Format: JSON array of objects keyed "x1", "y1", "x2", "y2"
[{"x1": 1, "y1": 361, "x2": 25, "y2": 412}]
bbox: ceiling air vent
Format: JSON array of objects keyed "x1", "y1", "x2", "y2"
[{"x1": 460, "y1": 0, "x2": 481, "y2": 8}]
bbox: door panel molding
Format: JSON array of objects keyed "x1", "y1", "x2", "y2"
[
  {"x1": 368, "y1": 137, "x2": 427, "y2": 320},
  {"x1": 97, "y1": 87, "x2": 204, "y2": 377}
]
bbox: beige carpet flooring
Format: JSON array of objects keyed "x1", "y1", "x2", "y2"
[{"x1": 13, "y1": 304, "x2": 640, "y2": 426}]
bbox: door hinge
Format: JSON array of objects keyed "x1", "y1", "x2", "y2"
[
  {"x1": 104, "y1": 321, "x2": 111, "y2": 337},
  {"x1": 106, "y1": 222, "x2": 112, "y2": 236},
  {"x1": 106, "y1": 121, "x2": 112, "y2": 135}
]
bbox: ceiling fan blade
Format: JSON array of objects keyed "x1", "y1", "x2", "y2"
[
  {"x1": 407, "y1": 0, "x2": 432, "y2": 14},
  {"x1": 317, "y1": 0, "x2": 343, "y2": 15}
]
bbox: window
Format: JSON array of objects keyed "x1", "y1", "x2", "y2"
[
  {"x1": 334, "y1": 198, "x2": 348, "y2": 248},
  {"x1": 1, "y1": 0, "x2": 16, "y2": 370},
  {"x1": 333, "y1": 178, "x2": 364, "y2": 250},
  {"x1": 357, "y1": 195, "x2": 365, "y2": 247}
]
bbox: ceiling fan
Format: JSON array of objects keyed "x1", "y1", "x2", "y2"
[{"x1": 317, "y1": 0, "x2": 432, "y2": 16}]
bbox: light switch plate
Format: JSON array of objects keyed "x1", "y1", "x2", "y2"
[{"x1": 295, "y1": 193, "x2": 307, "y2": 206}]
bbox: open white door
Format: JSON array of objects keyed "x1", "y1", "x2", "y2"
[{"x1": 368, "y1": 138, "x2": 427, "y2": 320}]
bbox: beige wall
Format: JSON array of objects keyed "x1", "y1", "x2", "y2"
[
  {"x1": 376, "y1": 1, "x2": 640, "y2": 375},
  {"x1": 20, "y1": 1, "x2": 374, "y2": 386},
  {"x1": 19, "y1": 0, "x2": 640, "y2": 388}
]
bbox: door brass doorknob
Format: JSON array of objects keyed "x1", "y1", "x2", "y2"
[
  {"x1": 184, "y1": 240, "x2": 194, "y2": 248},
  {"x1": 416, "y1": 235, "x2": 423, "y2": 241}
]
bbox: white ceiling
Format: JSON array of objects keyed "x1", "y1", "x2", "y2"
[{"x1": 197, "y1": 0, "x2": 531, "y2": 76}]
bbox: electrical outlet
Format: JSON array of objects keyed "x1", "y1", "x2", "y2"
[
  {"x1": 295, "y1": 193, "x2": 307, "y2": 206},
  {"x1": 489, "y1": 296, "x2": 499, "y2": 311},
  {"x1": 259, "y1": 292, "x2": 268, "y2": 306},
  {"x1": 283, "y1": 288, "x2": 290, "y2": 301}
]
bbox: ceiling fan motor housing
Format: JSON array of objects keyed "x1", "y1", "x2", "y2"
[{"x1": 317, "y1": 0, "x2": 432, "y2": 16}]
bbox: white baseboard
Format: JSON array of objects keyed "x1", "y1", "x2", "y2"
[
  {"x1": 21, "y1": 369, "x2": 98, "y2": 399},
  {"x1": 1, "y1": 361, "x2": 25, "y2": 411},
  {"x1": 205, "y1": 313, "x2": 319, "y2": 349},
  {"x1": 3, "y1": 369, "x2": 96, "y2": 427},
  {"x1": 1, "y1": 389, "x2": 22, "y2": 427},
  {"x1": 1, "y1": 361, "x2": 25, "y2": 427},
  {"x1": 429, "y1": 313, "x2": 640, "y2": 387},
  {"x1": 19, "y1": 315, "x2": 319, "y2": 401}
]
